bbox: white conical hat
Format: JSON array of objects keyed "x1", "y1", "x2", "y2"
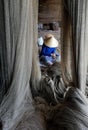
[{"x1": 44, "y1": 34, "x2": 58, "y2": 48}]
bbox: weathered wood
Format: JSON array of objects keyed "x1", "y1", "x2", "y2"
[{"x1": 38, "y1": 0, "x2": 62, "y2": 23}]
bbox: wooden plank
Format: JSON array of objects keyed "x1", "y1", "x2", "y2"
[{"x1": 38, "y1": 0, "x2": 62, "y2": 23}]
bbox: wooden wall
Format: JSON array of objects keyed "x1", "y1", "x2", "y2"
[{"x1": 38, "y1": 0, "x2": 62, "y2": 23}]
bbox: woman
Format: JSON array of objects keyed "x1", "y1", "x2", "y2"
[{"x1": 40, "y1": 34, "x2": 60, "y2": 65}]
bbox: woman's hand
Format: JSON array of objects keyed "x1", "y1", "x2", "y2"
[{"x1": 51, "y1": 53, "x2": 56, "y2": 59}]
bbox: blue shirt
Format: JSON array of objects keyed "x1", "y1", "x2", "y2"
[{"x1": 40, "y1": 44, "x2": 56, "y2": 57}]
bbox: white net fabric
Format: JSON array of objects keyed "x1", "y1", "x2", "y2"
[
  {"x1": 0, "y1": 1, "x2": 44, "y2": 130},
  {"x1": 63, "y1": 0, "x2": 88, "y2": 93},
  {"x1": 0, "y1": 0, "x2": 88, "y2": 130}
]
